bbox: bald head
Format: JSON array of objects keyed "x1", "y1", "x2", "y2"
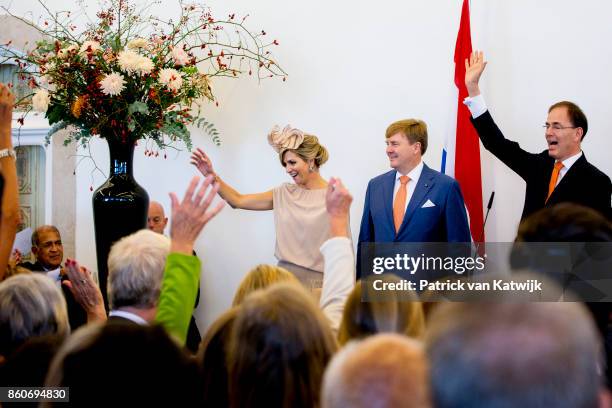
[
  {"x1": 322, "y1": 334, "x2": 430, "y2": 408},
  {"x1": 147, "y1": 201, "x2": 168, "y2": 235}
]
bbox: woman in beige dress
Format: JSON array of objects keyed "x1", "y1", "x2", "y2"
[{"x1": 191, "y1": 125, "x2": 348, "y2": 288}]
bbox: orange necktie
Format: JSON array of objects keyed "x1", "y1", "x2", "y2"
[
  {"x1": 393, "y1": 175, "x2": 410, "y2": 232},
  {"x1": 546, "y1": 161, "x2": 564, "y2": 202}
]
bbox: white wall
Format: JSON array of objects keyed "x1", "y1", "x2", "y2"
[{"x1": 8, "y1": 0, "x2": 612, "y2": 330}]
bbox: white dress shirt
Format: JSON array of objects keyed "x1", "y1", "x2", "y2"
[
  {"x1": 463, "y1": 94, "x2": 583, "y2": 186},
  {"x1": 109, "y1": 310, "x2": 148, "y2": 325}
]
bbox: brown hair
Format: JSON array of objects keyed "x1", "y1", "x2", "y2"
[
  {"x1": 279, "y1": 135, "x2": 329, "y2": 169},
  {"x1": 385, "y1": 119, "x2": 428, "y2": 155},
  {"x1": 548, "y1": 101, "x2": 588, "y2": 140},
  {"x1": 228, "y1": 283, "x2": 337, "y2": 408},
  {"x1": 198, "y1": 307, "x2": 240, "y2": 408},
  {"x1": 338, "y1": 274, "x2": 426, "y2": 345}
]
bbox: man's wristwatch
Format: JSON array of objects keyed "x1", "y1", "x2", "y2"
[{"x1": 0, "y1": 148, "x2": 16, "y2": 159}]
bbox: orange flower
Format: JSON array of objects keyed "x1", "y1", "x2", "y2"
[{"x1": 71, "y1": 95, "x2": 87, "y2": 118}]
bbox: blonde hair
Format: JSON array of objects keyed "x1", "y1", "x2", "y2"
[
  {"x1": 385, "y1": 119, "x2": 428, "y2": 155},
  {"x1": 338, "y1": 275, "x2": 425, "y2": 345},
  {"x1": 279, "y1": 134, "x2": 329, "y2": 169},
  {"x1": 322, "y1": 334, "x2": 430, "y2": 408},
  {"x1": 232, "y1": 264, "x2": 299, "y2": 306}
]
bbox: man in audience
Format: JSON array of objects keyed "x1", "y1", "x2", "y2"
[
  {"x1": 19, "y1": 225, "x2": 63, "y2": 274},
  {"x1": 19, "y1": 225, "x2": 87, "y2": 329},
  {"x1": 427, "y1": 298, "x2": 610, "y2": 408},
  {"x1": 512, "y1": 203, "x2": 612, "y2": 386},
  {"x1": 322, "y1": 334, "x2": 430, "y2": 408},
  {"x1": 147, "y1": 200, "x2": 168, "y2": 234},
  {"x1": 147, "y1": 199, "x2": 202, "y2": 352},
  {"x1": 106, "y1": 229, "x2": 170, "y2": 325}
]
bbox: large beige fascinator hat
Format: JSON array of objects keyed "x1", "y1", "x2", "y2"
[{"x1": 267, "y1": 125, "x2": 304, "y2": 153}]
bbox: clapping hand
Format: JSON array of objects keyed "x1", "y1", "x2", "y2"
[
  {"x1": 464, "y1": 50, "x2": 487, "y2": 97},
  {"x1": 63, "y1": 258, "x2": 107, "y2": 322}
]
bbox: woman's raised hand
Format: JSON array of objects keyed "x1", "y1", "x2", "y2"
[{"x1": 190, "y1": 147, "x2": 216, "y2": 178}]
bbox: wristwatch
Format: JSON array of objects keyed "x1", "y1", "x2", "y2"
[{"x1": 0, "y1": 148, "x2": 16, "y2": 159}]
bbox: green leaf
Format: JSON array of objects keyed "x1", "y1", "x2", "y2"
[{"x1": 128, "y1": 101, "x2": 149, "y2": 115}]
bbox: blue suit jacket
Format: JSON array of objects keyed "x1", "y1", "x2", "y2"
[{"x1": 357, "y1": 164, "x2": 471, "y2": 277}]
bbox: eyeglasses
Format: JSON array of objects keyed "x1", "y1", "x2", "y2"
[{"x1": 543, "y1": 124, "x2": 577, "y2": 131}]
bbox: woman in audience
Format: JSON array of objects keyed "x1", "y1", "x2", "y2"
[
  {"x1": 192, "y1": 125, "x2": 350, "y2": 289},
  {"x1": 338, "y1": 274, "x2": 425, "y2": 345},
  {"x1": 0, "y1": 273, "x2": 70, "y2": 359},
  {"x1": 0, "y1": 273, "x2": 70, "y2": 390},
  {"x1": 228, "y1": 283, "x2": 337, "y2": 408},
  {"x1": 198, "y1": 306, "x2": 239, "y2": 407},
  {"x1": 232, "y1": 264, "x2": 299, "y2": 306}
]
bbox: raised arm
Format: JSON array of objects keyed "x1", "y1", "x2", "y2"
[
  {"x1": 155, "y1": 175, "x2": 225, "y2": 344},
  {"x1": 319, "y1": 177, "x2": 355, "y2": 334},
  {"x1": 0, "y1": 83, "x2": 20, "y2": 281},
  {"x1": 190, "y1": 147, "x2": 272, "y2": 210},
  {"x1": 464, "y1": 50, "x2": 487, "y2": 97}
]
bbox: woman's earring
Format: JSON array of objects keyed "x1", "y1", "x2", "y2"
[{"x1": 309, "y1": 165, "x2": 315, "y2": 173}]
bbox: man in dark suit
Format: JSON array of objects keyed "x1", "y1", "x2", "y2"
[
  {"x1": 148, "y1": 200, "x2": 201, "y2": 353},
  {"x1": 464, "y1": 51, "x2": 611, "y2": 222},
  {"x1": 19, "y1": 225, "x2": 87, "y2": 329},
  {"x1": 357, "y1": 119, "x2": 471, "y2": 278}
]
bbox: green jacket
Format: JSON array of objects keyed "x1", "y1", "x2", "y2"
[{"x1": 155, "y1": 253, "x2": 200, "y2": 345}]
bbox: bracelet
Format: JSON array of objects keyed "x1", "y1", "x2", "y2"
[{"x1": 0, "y1": 148, "x2": 16, "y2": 159}]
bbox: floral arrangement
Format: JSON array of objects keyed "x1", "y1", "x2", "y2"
[{"x1": 1, "y1": 0, "x2": 286, "y2": 149}]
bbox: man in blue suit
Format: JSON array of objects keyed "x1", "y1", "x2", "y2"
[{"x1": 357, "y1": 119, "x2": 471, "y2": 278}]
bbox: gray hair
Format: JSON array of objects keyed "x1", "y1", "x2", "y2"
[
  {"x1": 31, "y1": 225, "x2": 61, "y2": 247},
  {"x1": 426, "y1": 280, "x2": 603, "y2": 408},
  {"x1": 107, "y1": 229, "x2": 170, "y2": 310},
  {"x1": 322, "y1": 334, "x2": 430, "y2": 408},
  {"x1": 0, "y1": 273, "x2": 70, "y2": 356}
]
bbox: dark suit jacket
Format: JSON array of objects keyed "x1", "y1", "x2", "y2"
[
  {"x1": 472, "y1": 111, "x2": 611, "y2": 220},
  {"x1": 357, "y1": 164, "x2": 471, "y2": 278}
]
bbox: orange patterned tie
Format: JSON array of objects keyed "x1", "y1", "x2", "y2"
[
  {"x1": 393, "y1": 175, "x2": 410, "y2": 233},
  {"x1": 546, "y1": 161, "x2": 564, "y2": 203}
]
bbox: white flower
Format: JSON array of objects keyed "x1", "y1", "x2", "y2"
[
  {"x1": 32, "y1": 89, "x2": 51, "y2": 112},
  {"x1": 158, "y1": 68, "x2": 183, "y2": 91},
  {"x1": 57, "y1": 44, "x2": 78, "y2": 59},
  {"x1": 99, "y1": 72, "x2": 126, "y2": 96},
  {"x1": 267, "y1": 125, "x2": 305, "y2": 153},
  {"x1": 79, "y1": 41, "x2": 101, "y2": 55},
  {"x1": 118, "y1": 50, "x2": 154, "y2": 75},
  {"x1": 171, "y1": 46, "x2": 190, "y2": 66},
  {"x1": 136, "y1": 56, "x2": 154, "y2": 75},
  {"x1": 118, "y1": 50, "x2": 140, "y2": 71},
  {"x1": 127, "y1": 38, "x2": 148, "y2": 50}
]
